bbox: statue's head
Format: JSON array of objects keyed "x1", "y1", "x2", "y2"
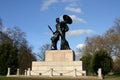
[{"x1": 56, "y1": 18, "x2": 60, "y2": 23}]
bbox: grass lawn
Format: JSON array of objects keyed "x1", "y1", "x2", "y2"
[
  {"x1": 0, "y1": 76, "x2": 101, "y2": 80},
  {"x1": 108, "y1": 74, "x2": 120, "y2": 78},
  {"x1": 104, "y1": 74, "x2": 120, "y2": 80},
  {"x1": 0, "y1": 74, "x2": 120, "y2": 80}
]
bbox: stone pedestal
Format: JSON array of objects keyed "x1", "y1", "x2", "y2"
[
  {"x1": 31, "y1": 50, "x2": 84, "y2": 76},
  {"x1": 45, "y1": 50, "x2": 75, "y2": 61},
  {"x1": 31, "y1": 61, "x2": 82, "y2": 76}
]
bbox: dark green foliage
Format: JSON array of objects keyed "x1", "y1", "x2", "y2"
[
  {"x1": 92, "y1": 49, "x2": 113, "y2": 76},
  {"x1": 0, "y1": 42, "x2": 18, "y2": 75},
  {"x1": 80, "y1": 53, "x2": 93, "y2": 75},
  {"x1": 0, "y1": 26, "x2": 36, "y2": 75},
  {"x1": 18, "y1": 42, "x2": 36, "y2": 74},
  {"x1": 6, "y1": 27, "x2": 37, "y2": 74}
]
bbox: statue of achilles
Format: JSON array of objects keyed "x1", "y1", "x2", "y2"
[{"x1": 49, "y1": 15, "x2": 72, "y2": 50}]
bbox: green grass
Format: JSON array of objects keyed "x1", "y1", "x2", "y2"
[
  {"x1": 0, "y1": 74, "x2": 120, "y2": 80},
  {"x1": 106, "y1": 74, "x2": 120, "y2": 78},
  {"x1": 0, "y1": 76, "x2": 100, "y2": 80},
  {"x1": 111, "y1": 74, "x2": 120, "y2": 77}
]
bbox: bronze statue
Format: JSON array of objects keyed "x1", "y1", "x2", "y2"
[{"x1": 49, "y1": 15, "x2": 72, "y2": 50}]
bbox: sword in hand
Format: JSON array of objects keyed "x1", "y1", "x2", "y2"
[{"x1": 48, "y1": 25, "x2": 54, "y2": 34}]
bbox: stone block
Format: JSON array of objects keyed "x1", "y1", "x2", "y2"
[
  {"x1": 45, "y1": 50, "x2": 75, "y2": 62},
  {"x1": 31, "y1": 61, "x2": 83, "y2": 76}
]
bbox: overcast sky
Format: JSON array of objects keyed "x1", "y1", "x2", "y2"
[{"x1": 0, "y1": 0, "x2": 120, "y2": 54}]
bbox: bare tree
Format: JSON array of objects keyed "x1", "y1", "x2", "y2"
[
  {"x1": 83, "y1": 18, "x2": 120, "y2": 58},
  {"x1": 3, "y1": 26, "x2": 36, "y2": 74},
  {"x1": 82, "y1": 18, "x2": 120, "y2": 74},
  {"x1": 84, "y1": 35, "x2": 105, "y2": 55},
  {"x1": 112, "y1": 57, "x2": 120, "y2": 74},
  {"x1": 36, "y1": 44, "x2": 51, "y2": 61},
  {"x1": 0, "y1": 18, "x2": 2, "y2": 32}
]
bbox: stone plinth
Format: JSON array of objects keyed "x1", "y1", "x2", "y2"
[
  {"x1": 45, "y1": 50, "x2": 75, "y2": 62},
  {"x1": 31, "y1": 61, "x2": 83, "y2": 76},
  {"x1": 31, "y1": 50, "x2": 84, "y2": 76}
]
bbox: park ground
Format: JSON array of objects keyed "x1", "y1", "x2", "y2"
[{"x1": 0, "y1": 74, "x2": 120, "y2": 80}]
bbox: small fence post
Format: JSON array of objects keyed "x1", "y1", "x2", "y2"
[
  {"x1": 98, "y1": 68, "x2": 103, "y2": 79},
  {"x1": 50, "y1": 68, "x2": 53, "y2": 77},
  {"x1": 16, "y1": 68, "x2": 19, "y2": 76},
  {"x1": 24, "y1": 69, "x2": 27, "y2": 76},
  {"x1": 74, "y1": 69, "x2": 77, "y2": 77},
  {"x1": 7, "y1": 67, "x2": 10, "y2": 76},
  {"x1": 27, "y1": 68, "x2": 31, "y2": 76}
]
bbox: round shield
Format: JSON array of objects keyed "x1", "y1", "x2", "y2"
[{"x1": 63, "y1": 15, "x2": 72, "y2": 24}]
